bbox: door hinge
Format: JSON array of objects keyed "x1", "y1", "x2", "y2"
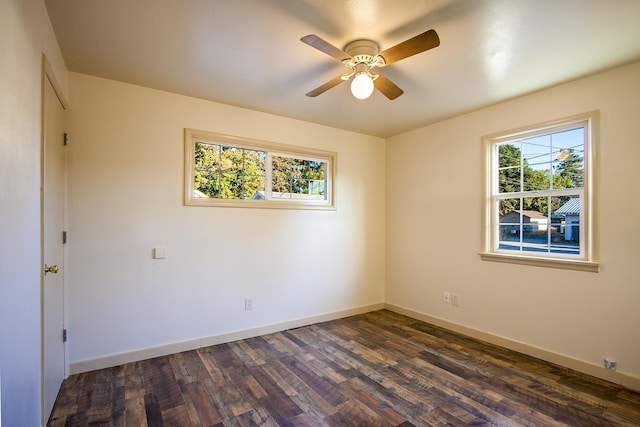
[
  {"x1": 63, "y1": 132, "x2": 69, "y2": 146},
  {"x1": 62, "y1": 230, "x2": 67, "y2": 244},
  {"x1": 62, "y1": 329, "x2": 67, "y2": 342}
]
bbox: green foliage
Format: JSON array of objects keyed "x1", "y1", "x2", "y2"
[
  {"x1": 194, "y1": 142, "x2": 221, "y2": 197},
  {"x1": 498, "y1": 144, "x2": 583, "y2": 216},
  {"x1": 272, "y1": 156, "x2": 325, "y2": 196},
  {"x1": 194, "y1": 142, "x2": 326, "y2": 200},
  {"x1": 194, "y1": 142, "x2": 265, "y2": 199},
  {"x1": 553, "y1": 149, "x2": 584, "y2": 189}
]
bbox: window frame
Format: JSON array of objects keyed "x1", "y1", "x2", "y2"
[
  {"x1": 480, "y1": 112, "x2": 599, "y2": 272},
  {"x1": 184, "y1": 128, "x2": 336, "y2": 210}
]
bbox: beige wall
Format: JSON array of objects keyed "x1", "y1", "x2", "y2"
[
  {"x1": 386, "y1": 60, "x2": 640, "y2": 388},
  {"x1": 65, "y1": 61, "x2": 640, "y2": 389},
  {"x1": 3, "y1": 5, "x2": 638, "y2": 421},
  {"x1": 66, "y1": 72, "x2": 386, "y2": 368},
  {"x1": 0, "y1": 0, "x2": 67, "y2": 424}
]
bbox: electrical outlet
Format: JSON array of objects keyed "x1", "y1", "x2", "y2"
[
  {"x1": 245, "y1": 297, "x2": 254, "y2": 311},
  {"x1": 450, "y1": 294, "x2": 459, "y2": 306},
  {"x1": 604, "y1": 358, "x2": 617, "y2": 370},
  {"x1": 443, "y1": 292, "x2": 450, "y2": 304}
]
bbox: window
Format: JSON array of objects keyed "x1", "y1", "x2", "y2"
[
  {"x1": 184, "y1": 129, "x2": 336, "y2": 209},
  {"x1": 480, "y1": 112, "x2": 598, "y2": 272}
]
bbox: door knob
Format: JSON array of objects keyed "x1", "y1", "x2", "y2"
[{"x1": 44, "y1": 264, "x2": 59, "y2": 275}]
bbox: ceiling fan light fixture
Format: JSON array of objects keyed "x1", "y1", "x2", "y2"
[
  {"x1": 351, "y1": 72, "x2": 374, "y2": 99},
  {"x1": 301, "y1": 29, "x2": 439, "y2": 100}
]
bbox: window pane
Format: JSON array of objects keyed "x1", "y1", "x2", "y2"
[
  {"x1": 244, "y1": 175, "x2": 265, "y2": 200},
  {"x1": 497, "y1": 195, "x2": 582, "y2": 255},
  {"x1": 498, "y1": 143, "x2": 522, "y2": 193},
  {"x1": 522, "y1": 135, "x2": 551, "y2": 192},
  {"x1": 522, "y1": 196, "x2": 549, "y2": 217},
  {"x1": 198, "y1": 146, "x2": 267, "y2": 200},
  {"x1": 521, "y1": 196, "x2": 550, "y2": 253},
  {"x1": 309, "y1": 180, "x2": 325, "y2": 196},
  {"x1": 244, "y1": 149, "x2": 266, "y2": 174},
  {"x1": 550, "y1": 195, "x2": 581, "y2": 255},
  {"x1": 290, "y1": 177, "x2": 309, "y2": 195},
  {"x1": 194, "y1": 172, "x2": 219, "y2": 198},
  {"x1": 220, "y1": 146, "x2": 243, "y2": 173},
  {"x1": 219, "y1": 173, "x2": 242, "y2": 199},
  {"x1": 550, "y1": 195, "x2": 572, "y2": 217},
  {"x1": 194, "y1": 141, "x2": 221, "y2": 170},
  {"x1": 301, "y1": 160, "x2": 326, "y2": 196},
  {"x1": 498, "y1": 198, "x2": 521, "y2": 250},
  {"x1": 498, "y1": 144, "x2": 520, "y2": 168},
  {"x1": 498, "y1": 198, "x2": 520, "y2": 217},
  {"x1": 194, "y1": 142, "x2": 221, "y2": 199},
  {"x1": 272, "y1": 156, "x2": 291, "y2": 177},
  {"x1": 272, "y1": 175, "x2": 290, "y2": 196},
  {"x1": 299, "y1": 160, "x2": 324, "y2": 180},
  {"x1": 271, "y1": 156, "x2": 327, "y2": 200},
  {"x1": 552, "y1": 128, "x2": 584, "y2": 189},
  {"x1": 499, "y1": 167, "x2": 520, "y2": 193},
  {"x1": 521, "y1": 134, "x2": 551, "y2": 170},
  {"x1": 498, "y1": 225, "x2": 522, "y2": 251}
]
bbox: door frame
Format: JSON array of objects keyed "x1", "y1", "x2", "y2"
[{"x1": 40, "y1": 55, "x2": 69, "y2": 424}]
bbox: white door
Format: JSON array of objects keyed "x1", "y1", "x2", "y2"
[{"x1": 42, "y1": 70, "x2": 66, "y2": 423}]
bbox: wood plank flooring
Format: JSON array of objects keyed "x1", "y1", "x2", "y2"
[{"x1": 49, "y1": 310, "x2": 640, "y2": 426}]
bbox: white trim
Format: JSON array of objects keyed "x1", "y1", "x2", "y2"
[
  {"x1": 480, "y1": 111, "x2": 599, "y2": 270},
  {"x1": 385, "y1": 303, "x2": 640, "y2": 392},
  {"x1": 69, "y1": 303, "x2": 384, "y2": 374},
  {"x1": 70, "y1": 302, "x2": 640, "y2": 392},
  {"x1": 184, "y1": 128, "x2": 337, "y2": 210},
  {"x1": 479, "y1": 251, "x2": 599, "y2": 272},
  {"x1": 43, "y1": 59, "x2": 68, "y2": 110},
  {"x1": 41, "y1": 55, "x2": 69, "y2": 426}
]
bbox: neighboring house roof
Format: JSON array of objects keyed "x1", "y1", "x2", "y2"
[
  {"x1": 501, "y1": 210, "x2": 547, "y2": 220},
  {"x1": 553, "y1": 198, "x2": 580, "y2": 216},
  {"x1": 518, "y1": 210, "x2": 547, "y2": 220}
]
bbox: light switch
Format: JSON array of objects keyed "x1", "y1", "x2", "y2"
[{"x1": 153, "y1": 247, "x2": 167, "y2": 259}]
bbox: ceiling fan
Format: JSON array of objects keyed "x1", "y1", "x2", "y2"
[{"x1": 301, "y1": 29, "x2": 440, "y2": 100}]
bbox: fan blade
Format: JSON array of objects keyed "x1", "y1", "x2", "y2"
[
  {"x1": 373, "y1": 73, "x2": 404, "y2": 100},
  {"x1": 378, "y1": 29, "x2": 440, "y2": 65},
  {"x1": 301, "y1": 34, "x2": 351, "y2": 62},
  {"x1": 305, "y1": 75, "x2": 346, "y2": 97}
]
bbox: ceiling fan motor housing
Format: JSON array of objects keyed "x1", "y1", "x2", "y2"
[{"x1": 344, "y1": 39, "x2": 380, "y2": 65}]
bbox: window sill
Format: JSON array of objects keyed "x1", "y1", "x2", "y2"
[
  {"x1": 479, "y1": 252, "x2": 599, "y2": 273},
  {"x1": 186, "y1": 197, "x2": 336, "y2": 210}
]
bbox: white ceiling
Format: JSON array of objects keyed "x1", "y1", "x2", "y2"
[{"x1": 45, "y1": 0, "x2": 640, "y2": 138}]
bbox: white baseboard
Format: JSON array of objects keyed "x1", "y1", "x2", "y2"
[
  {"x1": 384, "y1": 303, "x2": 640, "y2": 392},
  {"x1": 69, "y1": 303, "x2": 385, "y2": 375},
  {"x1": 70, "y1": 302, "x2": 640, "y2": 392}
]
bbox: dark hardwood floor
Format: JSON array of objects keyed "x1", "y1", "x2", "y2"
[{"x1": 49, "y1": 310, "x2": 640, "y2": 426}]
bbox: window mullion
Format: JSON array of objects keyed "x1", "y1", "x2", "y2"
[
  {"x1": 547, "y1": 195, "x2": 552, "y2": 253},
  {"x1": 519, "y1": 141, "x2": 524, "y2": 193},
  {"x1": 266, "y1": 152, "x2": 273, "y2": 201}
]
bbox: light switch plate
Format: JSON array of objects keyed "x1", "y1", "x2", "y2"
[{"x1": 153, "y1": 247, "x2": 167, "y2": 259}]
